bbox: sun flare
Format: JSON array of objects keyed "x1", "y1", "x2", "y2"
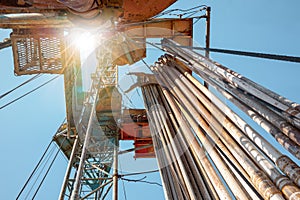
[{"x1": 74, "y1": 32, "x2": 95, "y2": 50}]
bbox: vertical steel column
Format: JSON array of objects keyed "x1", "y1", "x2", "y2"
[
  {"x1": 70, "y1": 96, "x2": 98, "y2": 199},
  {"x1": 204, "y1": 6, "x2": 211, "y2": 88},
  {"x1": 59, "y1": 136, "x2": 79, "y2": 200},
  {"x1": 113, "y1": 135, "x2": 119, "y2": 200},
  {"x1": 205, "y1": 7, "x2": 211, "y2": 58}
]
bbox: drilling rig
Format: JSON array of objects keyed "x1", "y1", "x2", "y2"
[{"x1": 1, "y1": 1, "x2": 300, "y2": 200}]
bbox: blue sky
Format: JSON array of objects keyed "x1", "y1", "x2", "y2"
[{"x1": 0, "y1": 0, "x2": 300, "y2": 199}]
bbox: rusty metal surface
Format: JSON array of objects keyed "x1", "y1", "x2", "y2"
[
  {"x1": 57, "y1": 0, "x2": 102, "y2": 19},
  {"x1": 53, "y1": 124, "x2": 76, "y2": 159},
  {"x1": 124, "y1": 72, "x2": 157, "y2": 93},
  {"x1": 122, "y1": 0, "x2": 176, "y2": 22},
  {"x1": 0, "y1": 0, "x2": 70, "y2": 29},
  {"x1": 57, "y1": 0, "x2": 95, "y2": 12},
  {"x1": 276, "y1": 155, "x2": 300, "y2": 187},
  {"x1": 96, "y1": 86, "x2": 122, "y2": 113},
  {"x1": 0, "y1": 38, "x2": 11, "y2": 49},
  {"x1": 111, "y1": 37, "x2": 146, "y2": 66},
  {"x1": 11, "y1": 28, "x2": 66, "y2": 75},
  {"x1": 0, "y1": 0, "x2": 181, "y2": 30},
  {"x1": 122, "y1": 18, "x2": 193, "y2": 46},
  {"x1": 0, "y1": 14, "x2": 71, "y2": 29},
  {"x1": 0, "y1": 1, "x2": 67, "y2": 13},
  {"x1": 30, "y1": 0, "x2": 66, "y2": 9}
]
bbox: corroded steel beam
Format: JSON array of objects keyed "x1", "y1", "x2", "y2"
[
  {"x1": 122, "y1": 0, "x2": 176, "y2": 22},
  {"x1": 0, "y1": 38, "x2": 11, "y2": 49}
]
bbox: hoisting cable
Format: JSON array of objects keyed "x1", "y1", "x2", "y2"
[
  {"x1": 0, "y1": 75, "x2": 60, "y2": 110},
  {"x1": 31, "y1": 137, "x2": 66, "y2": 199},
  {"x1": 165, "y1": 43, "x2": 300, "y2": 63},
  {"x1": 16, "y1": 140, "x2": 53, "y2": 200},
  {"x1": 0, "y1": 74, "x2": 42, "y2": 99},
  {"x1": 191, "y1": 46, "x2": 300, "y2": 63},
  {"x1": 147, "y1": 41, "x2": 300, "y2": 63},
  {"x1": 25, "y1": 145, "x2": 56, "y2": 200}
]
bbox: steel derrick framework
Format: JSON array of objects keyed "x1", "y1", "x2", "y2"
[
  {"x1": 0, "y1": 1, "x2": 300, "y2": 200},
  {"x1": 58, "y1": 37, "x2": 119, "y2": 199}
]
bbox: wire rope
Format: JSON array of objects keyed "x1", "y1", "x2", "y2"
[
  {"x1": 118, "y1": 85, "x2": 136, "y2": 108},
  {"x1": 120, "y1": 176, "x2": 162, "y2": 187},
  {"x1": 31, "y1": 137, "x2": 67, "y2": 199},
  {"x1": 0, "y1": 74, "x2": 42, "y2": 99},
  {"x1": 24, "y1": 145, "x2": 56, "y2": 200},
  {"x1": 120, "y1": 169, "x2": 159, "y2": 177},
  {"x1": 0, "y1": 75, "x2": 60, "y2": 110},
  {"x1": 148, "y1": 41, "x2": 300, "y2": 64},
  {"x1": 152, "y1": 5, "x2": 207, "y2": 19},
  {"x1": 16, "y1": 140, "x2": 53, "y2": 199}
]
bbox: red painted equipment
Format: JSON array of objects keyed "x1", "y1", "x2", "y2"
[{"x1": 120, "y1": 109, "x2": 155, "y2": 158}]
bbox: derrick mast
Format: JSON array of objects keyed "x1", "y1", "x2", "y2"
[{"x1": 1, "y1": 1, "x2": 300, "y2": 200}]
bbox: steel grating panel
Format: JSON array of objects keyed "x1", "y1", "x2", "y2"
[{"x1": 11, "y1": 28, "x2": 66, "y2": 75}]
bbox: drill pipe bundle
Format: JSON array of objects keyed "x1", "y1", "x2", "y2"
[{"x1": 141, "y1": 39, "x2": 300, "y2": 199}]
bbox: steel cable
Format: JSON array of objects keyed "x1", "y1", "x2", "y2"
[
  {"x1": 31, "y1": 138, "x2": 66, "y2": 199},
  {"x1": 0, "y1": 75, "x2": 60, "y2": 110},
  {"x1": 16, "y1": 140, "x2": 53, "y2": 200},
  {"x1": 0, "y1": 74, "x2": 42, "y2": 99}
]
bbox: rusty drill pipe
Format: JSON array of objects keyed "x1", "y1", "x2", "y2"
[
  {"x1": 152, "y1": 78, "x2": 232, "y2": 200},
  {"x1": 152, "y1": 64, "x2": 251, "y2": 199},
  {"x1": 154, "y1": 62, "x2": 287, "y2": 200},
  {"x1": 167, "y1": 56, "x2": 300, "y2": 188},
  {"x1": 162, "y1": 41, "x2": 300, "y2": 147},
  {"x1": 154, "y1": 85, "x2": 221, "y2": 200},
  {"x1": 143, "y1": 85, "x2": 195, "y2": 200},
  {"x1": 150, "y1": 85, "x2": 220, "y2": 200},
  {"x1": 270, "y1": 107, "x2": 300, "y2": 131},
  {"x1": 146, "y1": 85, "x2": 212, "y2": 200},
  {"x1": 163, "y1": 59, "x2": 300, "y2": 200},
  {"x1": 145, "y1": 86, "x2": 201, "y2": 198},
  {"x1": 142, "y1": 86, "x2": 184, "y2": 200},
  {"x1": 162, "y1": 39, "x2": 300, "y2": 119},
  {"x1": 149, "y1": 74, "x2": 231, "y2": 197},
  {"x1": 191, "y1": 64, "x2": 300, "y2": 160},
  {"x1": 221, "y1": 80, "x2": 300, "y2": 147},
  {"x1": 213, "y1": 61, "x2": 300, "y2": 118},
  {"x1": 143, "y1": 85, "x2": 200, "y2": 200},
  {"x1": 169, "y1": 52, "x2": 300, "y2": 159}
]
